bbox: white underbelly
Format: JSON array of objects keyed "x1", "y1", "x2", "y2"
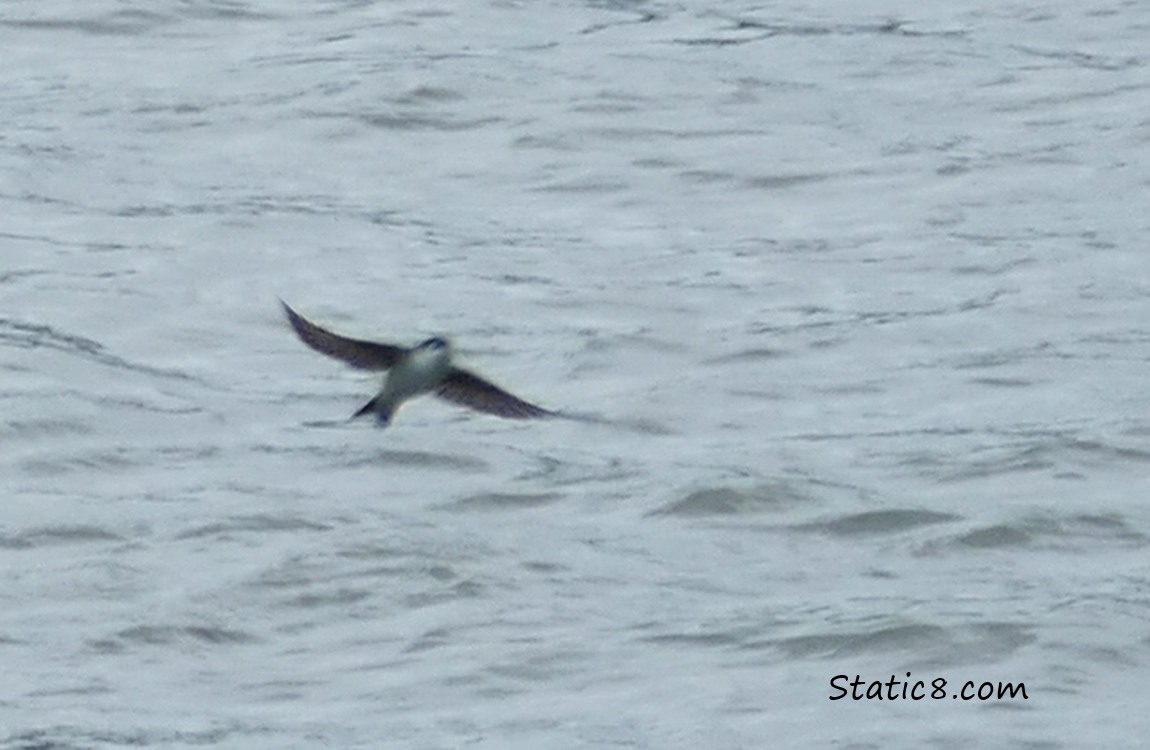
[{"x1": 383, "y1": 348, "x2": 450, "y2": 401}]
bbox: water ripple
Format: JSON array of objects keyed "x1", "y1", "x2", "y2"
[
  {"x1": 0, "y1": 525, "x2": 122, "y2": 550},
  {"x1": 0, "y1": 317, "x2": 195, "y2": 381},
  {"x1": 797, "y1": 509, "x2": 961, "y2": 537},
  {"x1": 931, "y1": 512, "x2": 1148, "y2": 553},
  {"x1": 437, "y1": 492, "x2": 563, "y2": 512}
]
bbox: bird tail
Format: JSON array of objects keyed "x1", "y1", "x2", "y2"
[{"x1": 351, "y1": 397, "x2": 392, "y2": 426}]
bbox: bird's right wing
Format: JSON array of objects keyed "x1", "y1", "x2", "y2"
[
  {"x1": 435, "y1": 368, "x2": 556, "y2": 419},
  {"x1": 281, "y1": 301, "x2": 403, "y2": 370}
]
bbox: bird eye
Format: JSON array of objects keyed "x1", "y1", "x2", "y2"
[{"x1": 423, "y1": 337, "x2": 448, "y2": 350}]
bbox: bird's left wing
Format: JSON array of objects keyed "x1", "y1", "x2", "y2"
[
  {"x1": 281, "y1": 301, "x2": 403, "y2": 370},
  {"x1": 435, "y1": 367, "x2": 555, "y2": 419}
]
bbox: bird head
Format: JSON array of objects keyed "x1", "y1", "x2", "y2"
[{"x1": 416, "y1": 336, "x2": 451, "y2": 353}]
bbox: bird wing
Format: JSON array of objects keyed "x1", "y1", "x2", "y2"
[
  {"x1": 281, "y1": 301, "x2": 403, "y2": 370},
  {"x1": 435, "y1": 367, "x2": 555, "y2": 419}
]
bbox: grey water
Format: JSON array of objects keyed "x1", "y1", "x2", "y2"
[{"x1": 3, "y1": 0, "x2": 1149, "y2": 747}]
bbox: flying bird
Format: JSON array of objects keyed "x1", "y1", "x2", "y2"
[{"x1": 281, "y1": 301, "x2": 556, "y2": 426}]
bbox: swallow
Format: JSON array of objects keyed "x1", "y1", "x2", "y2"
[{"x1": 281, "y1": 301, "x2": 556, "y2": 426}]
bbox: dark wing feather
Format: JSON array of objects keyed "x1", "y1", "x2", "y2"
[
  {"x1": 281, "y1": 301, "x2": 403, "y2": 370},
  {"x1": 435, "y1": 367, "x2": 555, "y2": 419}
]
